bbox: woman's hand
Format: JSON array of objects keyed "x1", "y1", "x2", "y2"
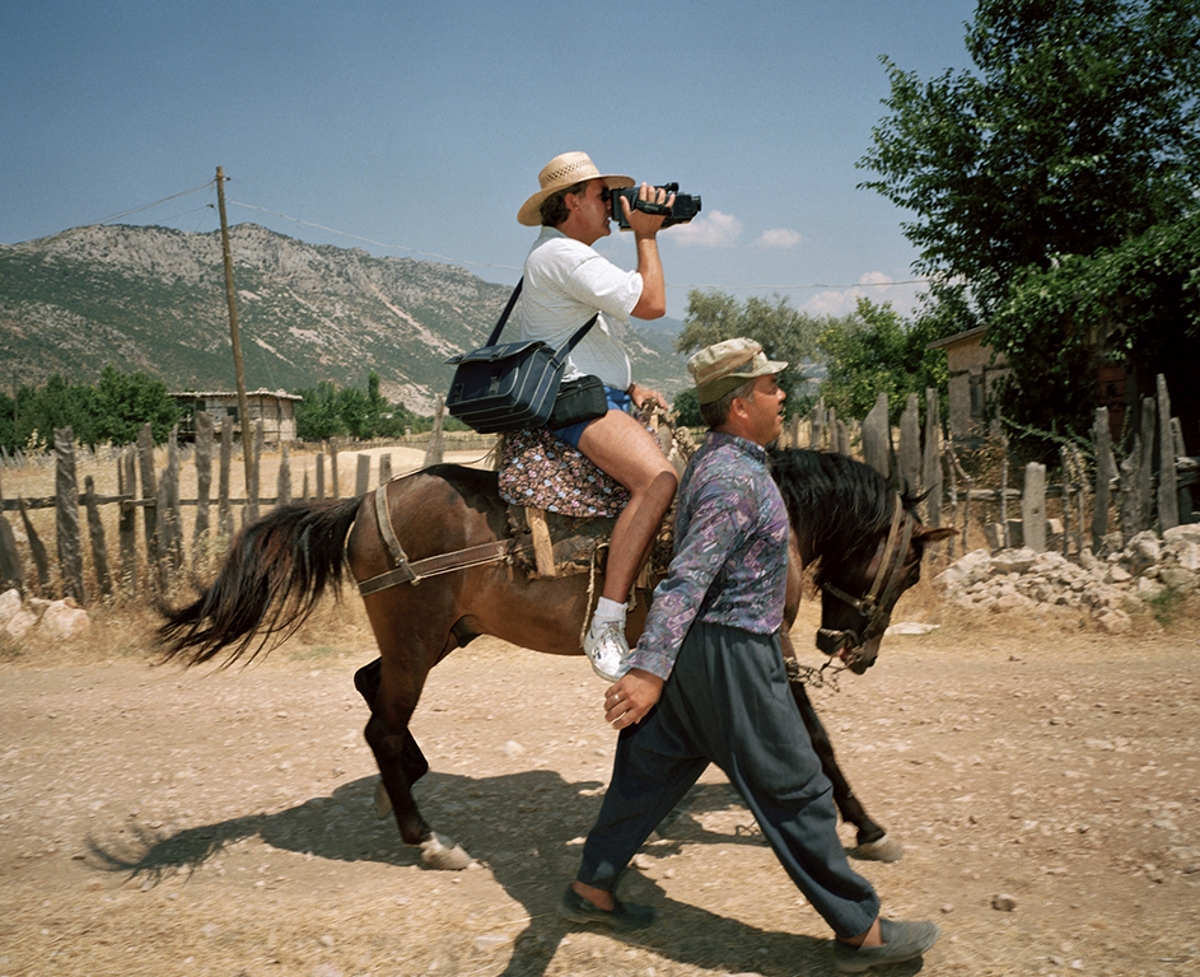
[{"x1": 628, "y1": 382, "x2": 669, "y2": 411}]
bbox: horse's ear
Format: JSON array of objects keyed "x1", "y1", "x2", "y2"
[{"x1": 916, "y1": 525, "x2": 957, "y2": 544}]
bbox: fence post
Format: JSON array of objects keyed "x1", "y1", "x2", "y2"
[
  {"x1": 899, "y1": 394, "x2": 920, "y2": 495},
  {"x1": 1022, "y1": 462, "x2": 1047, "y2": 553},
  {"x1": 330, "y1": 440, "x2": 340, "y2": 498},
  {"x1": 83, "y1": 475, "x2": 113, "y2": 598},
  {"x1": 0, "y1": 469, "x2": 23, "y2": 592},
  {"x1": 1137, "y1": 396, "x2": 1156, "y2": 531},
  {"x1": 194, "y1": 412, "x2": 213, "y2": 560},
  {"x1": 218, "y1": 414, "x2": 234, "y2": 541},
  {"x1": 1157, "y1": 374, "x2": 1179, "y2": 531},
  {"x1": 945, "y1": 449, "x2": 958, "y2": 561},
  {"x1": 277, "y1": 443, "x2": 292, "y2": 507},
  {"x1": 165, "y1": 428, "x2": 183, "y2": 574},
  {"x1": 921, "y1": 388, "x2": 942, "y2": 528},
  {"x1": 424, "y1": 396, "x2": 446, "y2": 467},
  {"x1": 379, "y1": 453, "x2": 392, "y2": 486},
  {"x1": 862, "y1": 393, "x2": 890, "y2": 479},
  {"x1": 136, "y1": 424, "x2": 161, "y2": 589},
  {"x1": 17, "y1": 500, "x2": 50, "y2": 594},
  {"x1": 117, "y1": 448, "x2": 137, "y2": 596},
  {"x1": 244, "y1": 419, "x2": 262, "y2": 524},
  {"x1": 1092, "y1": 407, "x2": 1114, "y2": 549},
  {"x1": 355, "y1": 454, "x2": 371, "y2": 497},
  {"x1": 316, "y1": 451, "x2": 326, "y2": 500},
  {"x1": 54, "y1": 427, "x2": 85, "y2": 602}
]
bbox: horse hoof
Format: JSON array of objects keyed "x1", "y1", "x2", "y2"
[
  {"x1": 420, "y1": 832, "x2": 474, "y2": 871},
  {"x1": 373, "y1": 779, "x2": 393, "y2": 819},
  {"x1": 847, "y1": 835, "x2": 904, "y2": 863}
]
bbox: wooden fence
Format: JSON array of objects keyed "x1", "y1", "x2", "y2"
[
  {"x1": 0, "y1": 410, "x2": 493, "y2": 604},
  {"x1": 1, "y1": 380, "x2": 1196, "y2": 606},
  {"x1": 788, "y1": 373, "x2": 1197, "y2": 561}
]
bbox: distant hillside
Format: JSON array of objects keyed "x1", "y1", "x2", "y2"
[{"x1": 0, "y1": 224, "x2": 688, "y2": 413}]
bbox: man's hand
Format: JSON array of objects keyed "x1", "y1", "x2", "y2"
[
  {"x1": 620, "y1": 183, "x2": 677, "y2": 239},
  {"x1": 628, "y1": 382, "x2": 669, "y2": 411},
  {"x1": 604, "y1": 668, "x2": 664, "y2": 729}
]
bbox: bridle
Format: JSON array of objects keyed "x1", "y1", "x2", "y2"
[{"x1": 816, "y1": 495, "x2": 915, "y2": 658}]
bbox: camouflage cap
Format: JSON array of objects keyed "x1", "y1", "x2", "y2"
[{"x1": 687, "y1": 337, "x2": 788, "y2": 404}]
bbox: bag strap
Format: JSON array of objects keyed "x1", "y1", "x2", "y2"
[
  {"x1": 486, "y1": 276, "x2": 602, "y2": 365},
  {"x1": 485, "y1": 278, "x2": 525, "y2": 346},
  {"x1": 551, "y1": 311, "x2": 600, "y2": 366}
]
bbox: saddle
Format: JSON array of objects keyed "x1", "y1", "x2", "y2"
[
  {"x1": 356, "y1": 409, "x2": 691, "y2": 598},
  {"x1": 498, "y1": 410, "x2": 692, "y2": 582}
]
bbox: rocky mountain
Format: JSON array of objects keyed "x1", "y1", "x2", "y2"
[{"x1": 0, "y1": 223, "x2": 687, "y2": 413}]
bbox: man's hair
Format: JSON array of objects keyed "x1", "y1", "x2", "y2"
[
  {"x1": 700, "y1": 376, "x2": 758, "y2": 428},
  {"x1": 540, "y1": 180, "x2": 591, "y2": 227}
]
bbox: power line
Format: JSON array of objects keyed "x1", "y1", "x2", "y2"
[
  {"x1": 227, "y1": 199, "x2": 523, "y2": 273},
  {"x1": 669, "y1": 279, "x2": 927, "y2": 292},
  {"x1": 94, "y1": 181, "x2": 215, "y2": 225}
]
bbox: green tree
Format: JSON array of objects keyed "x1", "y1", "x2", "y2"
[
  {"x1": 674, "y1": 290, "x2": 824, "y2": 405},
  {"x1": 817, "y1": 298, "x2": 947, "y2": 424},
  {"x1": 671, "y1": 387, "x2": 703, "y2": 427},
  {"x1": 93, "y1": 366, "x2": 180, "y2": 445},
  {"x1": 858, "y1": 0, "x2": 1200, "y2": 446},
  {"x1": 294, "y1": 381, "x2": 346, "y2": 441}
]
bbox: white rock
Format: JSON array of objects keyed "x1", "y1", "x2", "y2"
[
  {"x1": 1173, "y1": 540, "x2": 1200, "y2": 572},
  {"x1": 991, "y1": 548, "x2": 1038, "y2": 575},
  {"x1": 1097, "y1": 609, "x2": 1132, "y2": 634},
  {"x1": 40, "y1": 600, "x2": 91, "y2": 641},
  {"x1": 1160, "y1": 567, "x2": 1197, "y2": 592},
  {"x1": 0, "y1": 588, "x2": 22, "y2": 626},
  {"x1": 1135, "y1": 577, "x2": 1165, "y2": 599},
  {"x1": 1106, "y1": 565, "x2": 1132, "y2": 584},
  {"x1": 1163, "y1": 524, "x2": 1200, "y2": 544},
  {"x1": 4, "y1": 608, "x2": 39, "y2": 639},
  {"x1": 934, "y1": 548, "x2": 993, "y2": 590}
]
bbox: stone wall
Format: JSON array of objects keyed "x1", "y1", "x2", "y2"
[{"x1": 932, "y1": 525, "x2": 1200, "y2": 633}]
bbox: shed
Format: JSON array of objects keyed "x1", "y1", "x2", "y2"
[
  {"x1": 927, "y1": 326, "x2": 1010, "y2": 441},
  {"x1": 170, "y1": 389, "x2": 302, "y2": 443}
]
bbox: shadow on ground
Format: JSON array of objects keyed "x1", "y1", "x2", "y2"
[{"x1": 88, "y1": 772, "x2": 921, "y2": 977}]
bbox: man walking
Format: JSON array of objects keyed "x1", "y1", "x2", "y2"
[{"x1": 558, "y1": 338, "x2": 940, "y2": 972}]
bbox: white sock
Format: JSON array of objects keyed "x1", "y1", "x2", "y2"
[{"x1": 590, "y1": 597, "x2": 627, "y2": 633}]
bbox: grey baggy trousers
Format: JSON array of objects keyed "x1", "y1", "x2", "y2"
[{"x1": 577, "y1": 620, "x2": 881, "y2": 939}]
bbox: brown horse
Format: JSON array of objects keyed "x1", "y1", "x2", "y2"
[{"x1": 158, "y1": 447, "x2": 952, "y2": 869}]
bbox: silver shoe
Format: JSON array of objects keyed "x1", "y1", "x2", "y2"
[{"x1": 583, "y1": 621, "x2": 630, "y2": 682}]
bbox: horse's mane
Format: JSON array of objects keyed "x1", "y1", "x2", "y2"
[{"x1": 767, "y1": 448, "x2": 919, "y2": 587}]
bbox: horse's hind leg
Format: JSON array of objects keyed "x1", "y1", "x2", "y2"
[
  {"x1": 354, "y1": 658, "x2": 429, "y2": 801},
  {"x1": 790, "y1": 681, "x2": 903, "y2": 863},
  {"x1": 355, "y1": 639, "x2": 472, "y2": 870}
]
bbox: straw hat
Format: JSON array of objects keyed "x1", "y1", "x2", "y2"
[
  {"x1": 517, "y1": 151, "x2": 634, "y2": 226},
  {"x1": 688, "y1": 337, "x2": 788, "y2": 404}
]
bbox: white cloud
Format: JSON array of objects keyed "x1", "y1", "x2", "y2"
[
  {"x1": 800, "y1": 272, "x2": 927, "y2": 317},
  {"x1": 666, "y1": 210, "x2": 743, "y2": 247},
  {"x1": 755, "y1": 227, "x2": 803, "y2": 249}
]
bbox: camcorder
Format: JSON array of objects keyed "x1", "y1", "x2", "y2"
[{"x1": 610, "y1": 183, "x2": 702, "y2": 230}]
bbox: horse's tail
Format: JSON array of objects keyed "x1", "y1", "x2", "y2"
[{"x1": 157, "y1": 496, "x2": 363, "y2": 668}]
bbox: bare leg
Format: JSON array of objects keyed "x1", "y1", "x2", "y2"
[{"x1": 577, "y1": 410, "x2": 677, "y2": 604}]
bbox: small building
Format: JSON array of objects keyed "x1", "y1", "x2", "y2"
[
  {"x1": 170, "y1": 389, "x2": 302, "y2": 443},
  {"x1": 927, "y1": 326, "x2": 1010, "y2": 441}
]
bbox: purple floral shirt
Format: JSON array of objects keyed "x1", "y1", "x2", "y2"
[{"x1": 626, "y1": 431, "x2": 790, "y2": 680}]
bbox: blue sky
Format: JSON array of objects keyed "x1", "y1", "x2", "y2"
[{"x1": 1, "y1": 0, "x2": 978, "y2": 320}]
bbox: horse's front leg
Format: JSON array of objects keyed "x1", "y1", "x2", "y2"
[{"x1": 779, "y1": 626, "x2": 903, "y2": 863}]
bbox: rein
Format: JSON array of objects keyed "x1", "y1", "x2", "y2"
[{"x1": 816, "y1": 494, "x2": 914, "y2": 655}]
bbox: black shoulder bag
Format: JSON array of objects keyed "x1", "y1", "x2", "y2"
[{"x1": 445, "y1": 279, "x2": 609, "y2": 434}]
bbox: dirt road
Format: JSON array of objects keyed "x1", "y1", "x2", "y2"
[{"x1": 2, "y1": 611, "x2": 1198, "y2": 976}]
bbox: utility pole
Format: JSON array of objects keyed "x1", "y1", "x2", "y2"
[{"x1": 215, "y1": 166, "x2": 254, "y2": 503}]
